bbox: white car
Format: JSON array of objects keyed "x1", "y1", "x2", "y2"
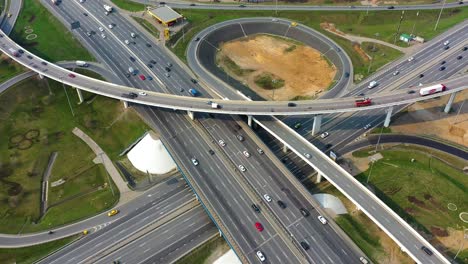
[
  {"x1": 304, "y1": 153, "x2": 311, "y2": 159},
  {"x1": 218, "y1": 139, "x2": 226, "y2": 147},
  {"x1": 257, "y1": 148, "x2": 264, "y2": 155},
  {"x1": 124, "y1": 39, "x2": 130, "y2": 45},
  {"x1": 363, "y1": 123, "x2": 372, "y2": 130},
  {"x1": 392, "y1": 70, "x2": 399, "y2": 76},
  {"x1": 131, "y1": 32, "x2": 136, "y2": 38},
  {"x1": 138, "y1": 91, "x2": 147, "y2": 96},
  {"x1": 98, "y1": 26, "x2": 104, "y2": 32},
  {"x1": 318, "y1": 215, "x2": 327, "y2": 225},
  {"x1": 271, "y1": 18, "x2": 278, "y2": 22},
  {"x1": 359, "y1": 256, "x2": 369, "y2": 264},
  {"x1": 238, "y1": 165, "x2": 246, "y2": 172},
  {"x1": 100, "y1": 33, "x2": 106, "y2": 39},
  {"x1": 443, "y1": 40, "x2": 450, "y2": 46},
  {"x1": 108, "y1": 24, "x2": 114, "y2": 29},
  {"x1": 407, "y1": 56, "x2": 414, "y2": 62},
  {"x1": 320, "y1": 132, "x2": 329, "y2": 139},
  {"x1": 367, "y1": 81, "x2": 377, "y2": 89},
  {"x1": 256, "y1": 251, "x2": 266, "y2": 262},
  {"x1": 191, "y1": 158, "x2": 199, "y2": 166},
  {"x1": 243, "y1": 150, "x2": 250, "y2": 158},
  {"x1": 263, "y1": 194, "x2": 272, "y2": 203}
]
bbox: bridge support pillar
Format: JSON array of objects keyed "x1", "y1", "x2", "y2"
[
  {"x1": 38, "y1": 74, "x2": 44, "y2": 79},
  {"x1": 187, "y1": 111, "x2": 195, "y2": 120},
  {"x1": 311, "y1": 115, "x2": 322, "y2": 136},
  {"x1": 444, "y1": 92, "x2": 457, "y2": 113},
  {"x1": 123, "y1": 101, "x2": 129, "y2": 109},
  {"x1": 383, "y1": 106, "x2": 394, "y2": 128},
  {"x1": 75, "y1": 88, "x2": 84, "y2": 104},
  {"x1": 247, "y1": 115, "x2": 253, "y2": 127},
  {"x1": 316, "y1": 173, "x2": 322, "y2": 183},
  {"x1": 282, "y1": 144, "x2": 288, "y2": 153}
]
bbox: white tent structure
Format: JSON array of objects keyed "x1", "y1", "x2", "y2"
[{"x1": 127, "y1": 133, "x2": 176, "y2": 174}]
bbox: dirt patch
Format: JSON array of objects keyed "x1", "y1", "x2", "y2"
[
  {"x1": 437, "y1": 228, "x2": 468, "y2": 253},
  {"x1": 28, "y1": 15, "x2": 36, "y2": 23},
  {"x1": 217, "y1": 34, "x2": 336, "y2": 101},
  {"x1": 430, "y1": 226, "x2": 449, "y2": 237},
  {"x1": 391, "y1": 90, "x2": 468, "y2": 146}
]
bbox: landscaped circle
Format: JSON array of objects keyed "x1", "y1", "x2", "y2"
[
  {"x1": 448, "y1": 203, "x2": 458, "y2": 211},
  {"x1": 17, "y1": 139, "x2": 33, "y2": 150},
  {"x1": 9, "y1": 134, "x2": 24, "y2": 144},
  {"x1": 24, "y1": 29, "x2": 33, "y2": 34},
  {"x1": 25, "y1": 129, "x2": 40, "y2": 140},
  {"x1": 460, "y1": 212, "x2": 468, "y2": 223},
  {"x1": 26, "y1": 34, "x2": 38, "y2": 40}
]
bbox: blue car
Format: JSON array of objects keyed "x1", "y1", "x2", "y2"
[{"x1": 147, "y1": 76, "x2": 153, "y2": 80}]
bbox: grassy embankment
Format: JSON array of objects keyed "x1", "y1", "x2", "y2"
[
  {"x1": 133, "y1": 16, "x2": 160, "y2": 39},
  {"x1": 175, "y1": 236, "x2": 229, "y2": 264},
  {"x1": 111, "y1": 0, "x2": 145, "y2": 12}
]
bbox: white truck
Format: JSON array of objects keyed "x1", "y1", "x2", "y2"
[
  {"x1": 103, "y1": 5, "x2": 113, "y2": 13},
  {"x1": 75, "y1": 60, "x2": 89, "y2": 67},
  {"x1": 8, "y1": 48, "x2": 19, "y2": 57},
  {"x1": 419, "y1": 84, "x2": 446, "y2": 96},
  {"x1": 211, "y1": 102, "x2": 219, "y2": 109},
  {"x1": 51, "y1": 0, "x2": 61, "y2": 5}
]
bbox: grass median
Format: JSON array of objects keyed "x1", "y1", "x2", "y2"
[{"x1": 111, "y1": 0, "x2": 145, "y2": 12}]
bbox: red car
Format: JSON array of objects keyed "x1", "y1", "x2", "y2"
[
  {"x1": 68, "y1": 73, "x2": 76, "y2": 78},
  {"x1": 255, "y1": 222, "x2": 264, "y2": 232},
  {"x1": 139, "y1": 74, "x2": 146, "y2": 81}
]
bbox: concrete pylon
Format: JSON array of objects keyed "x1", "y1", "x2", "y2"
[
  {"x1": 316, "y1": 173, "x2": 322, "y2": 183},
  {"x1": 444, "y1": 92, "x2": 456, "y2": 113},
  {"x1": 38, "y1": 74, "x2": 44, "y2": 79},
  {"x1": 247, "y1": 115, "x2": 253, "y2": 127},
  {"x1": 383, "y1": 106, "x2": 394, "y2": 128},
  {"x1": 311, "y1": 115, "x2": 322, "y2": 135},
  {"x1": 123, "y1": 101, "x2": 129, "y2": 108},
  {"x1": 187, "y1": 111, "x2": 195, "y2": 120},
  {"x1": 282, "y1": 144, "x2": 288, "y2": 153},
  {"x1": 76, "y1": 88, "x2": 84, "y2": 104}
]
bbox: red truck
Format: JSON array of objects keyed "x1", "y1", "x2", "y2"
[{"x1": 355, "y1": 98, "x2": 372, "y2": 107}]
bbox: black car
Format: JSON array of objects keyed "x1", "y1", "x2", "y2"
[
  {"x1": 18, "y1": 49, "x2": 24, "y2": 54},
  {"x1": 208, "y1": 149, "x2": 215, "y2": 155},
  {"x1": 150, "y1": 59, "x2": 156, "y2": 64},
  {"x1": 441, "y1": 60, "x2": 446, "y2": 65},
  {"x1": 358, "y1": 93, "x2": 365, "y2": 96},
  {"x1": 147, "y1": 63, "x2": 153, "y2": 68},
  {"x1": 146, "y1": 43, "x2": 152, "y2": 48},
  {"x1": 457, "y1": 55, "x2": 463, "y2": 60},
  {"x1": 444, "y1": 45, "x2": 449, "y2": 50},
  {"x1": 83, "y1": 13, "x2": 88, "y2": 16},
  {"x1": 419, "y1": 73, "x2": 424, "y2": 78},
  {"x1": 463, "y1": 46, "x2": 468, "y2": 51},
  {"x1": 407, "y1": 90, "x2": 416, "y2": 94},
  {"x1": 27, "y1": 55, "x2": 33, "y2": 59},
  {"x1": 165, "y1": 67, "x2": 171, "y2": 72},
  {"x1": 344, "y1": 72, "x2": 350, "y2": 78},
  {"x1": 300, "y1": 208, "x2": 310, "y2": 217},
  {"x1": 41, "y1": 61, "x2": 48, "y2": 66},
  {"x1": 191, "y1": 78, "x2": 198, "y2": 84},
  {"x1": 277, "y1": 200, "x2": 286, "y2": 209},
  {"x1": 129, "y1": 92, "x2": 138, "y2": 98},
  {"x1": 130, "y1": 57, "x2": 135, "y2": 62},
  {"x1": 195, "y1": 37, "x2": 200, "y2": 41},
  {"x1": 190, "y1": 3, "x2": 196, "y2": 6},
  {"x1": 325, "y1": 143, "x2": 333, "y2": 149},
  {"x1": 239, "y1": 4, "x2": 246, "y2": 7},
  {"x1": 300, "y1": 241, "x2": 310, "y2": 250},
  {"x1": 160, "y1": 1, "x2": 166, "y2": 4},
  {"x1": 440, "y1": 66, "x2": 446, "y2": 71},
  {"x1": 251, "y1": 204, "x2": 260, "y2": 213},
  {"x1": 288, "y1": 102, "x2": 296, "y2": 107},
  {"x1": 421, "y1": 246, "x2": 433, "y2": 256},
  {"x1": 387, "y1": 5, "x2": 395, "y2": 9}
]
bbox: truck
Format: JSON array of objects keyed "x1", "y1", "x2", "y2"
[
  {"x1": 8, "y1": 48, "x2": 19, "y2": 57},
  {"x1": 211, "y1": 102, "x2": 219, "y2": 109},
  {"x1": 75, "y1": 60, "x2": 89, "y2": 67},
  {"x1": 419, "y1": 84, "x2": 446, "y2": 96},
  {"x1": 189, "y1": 88, "x2": 198, "y2": 97},
  {"x1": 103, "y1": 5, "x2": 113, "y2": 12},
  {"x1": 355, "y1": 98, "x2": 372, "y2": 107}
]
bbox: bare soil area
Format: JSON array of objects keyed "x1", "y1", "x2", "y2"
[
  {"x1": 217, "y1": 34, "x2": 336, "y2": 101},
  {"x1": 391, "y1": 90, "x2": 468, "y2": 146}
]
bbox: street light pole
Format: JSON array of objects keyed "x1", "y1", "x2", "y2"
[
  {"x1": 411, "y1": 11, "x2": 419, "y2": 36},
  {"x1": 434, "y1": 0, "x2": 446, "y2": 31},
  {"x1": 275, "y1": 0, "x2": 278, "y2": 16}
]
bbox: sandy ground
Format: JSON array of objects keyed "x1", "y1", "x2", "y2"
[
  {"x1": 217, "y1": 34, "x2": 336, "y2": 101},
  {"x1": 391, "y1": 90, "x2": 468, "y2": 146}
]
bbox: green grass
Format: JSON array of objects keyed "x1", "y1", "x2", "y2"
[
  {"x1": 133, "y1": 16, "x2": 160, "y2": 39},
  {"x1": 254, "y1": 72, "x2": 285, "y2": 90},
  {"x1": 284, "y1": 44, "x2": 297, "y2": 53},
  {"x1": 290, "y1": 95, "x2": 314, "y2": 100},
  {"x1": 369, "y1": 126, "x2": 393, "y2": 134},
  {"x1": 10, "y1": 0, "x2": 94, "y2": 62},
  {"x1": 0, "y1": 58, "x2": 26, "y2": 84},
  {"x1": 170, "y1": 7, "x2": 467, "y2": 79},
  {"x1": 111, "y1": 0, "x2": 145, "y2": 12},
  {"x1": 358, "y1": 42, "x2": 403, "y2": 77},
  {"x1": 175, "y1": 236, "x2": 228, "y2": 264},
  {"x1": 217, "y1": 55, "x2": 253, "y2": 76},
  {"x1": 0, "y1": 75, "x2": 147, "y2": 234},
  {"x1": 0, "y1": 235, "x2": 78, "y2": 264}
]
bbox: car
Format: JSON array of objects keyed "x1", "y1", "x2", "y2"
[
  {"x1": 82, "y1": 229, "x2": 88, "y2": 235},
  {"x1": 300, "y1": 208, "x2": 310, "y2": 217},
  {"x1": 165, "y1": 73, "x2": 170, "y2": 77},
  {"x1": 105, "y1": 11, "x2": 109, "y2": 16},
  {"x1": 191, "y1": 158, "x2": 199, "y2": 166},
  {"x1": 407, "y1": 90, "x2": 415, "y2": 94},
  {"x1": 27, "y1": 55, "x2": 33, "y2": 59},
  {"x1": 255, "y1": 222, "x2": 264, "y2": 232},
  {"x1": 131, "y1": 32, "x2": 136, "y2": 38},
  {"x1": 263, "y1": 194, "x2": 272, "y2": 203},
  {"x1": 441, "y1": 60, "x2": 446, "y2": 65},
  {"x1": 444, "y1": 45, "x2": 449, "y2": 50},
  {"x1": 68, "y1": 73, "x2": 76, "y2": 78},
  {"x1": 344, "y1": 72, "x2": 350, "y2": 78},
  {"x1": 160, "y1": 1, "x2": 166, "y2": 4},
  {"x1": 251, "y1": 204, "x2": 260, "y2": 213},
  {"x1": 83, "y1": 13, "x2": 88, "y2": 16},
  {"x1": 147, "y1": 76, "x2": 153, "y2": 81},
  {"x1": 421, "y1": 246, "x2": 433, "y2": 256},
  {"x1": 190, "y1": 3, "x2": 196, "y2": 6},
  {"x1": 236, "y1": 135, "x2": 244, "y2": 141},
  {"x1": 191, "y1": 78, "x2": 198, "y2": 84},
  {"x1": 300, "y1": 241, "x2": 310, "y2": 250},
  {"x1": 218, "y1": 139, "x2": 226, "y2": 147},
  {"x1": 318, "y1": 215, "x2": 328, "y2": 224},
  {"x1": 407, "y1": 56, "x2": 414, "y2": 62},
  {"x1": 239, "y1": 4, "x2": 246, "y2": 7},
  {"x1": 387, "y1": 5, "x2": 395, "y2": 9},
  {"x1": 457, "y1": 55, "x2": 463, "y2": 60},
  {"x1": 304, "y1": 153, "x2": 311, "y2": 159},
  {"x1": 256, "y1": 251, "x2": 266, "y2": 262},
  {"x1": 459, "y1": 1, "x2": 464, "y2": 4},
  {"x1": 358, "y1": 92, "x2": 365, "y2": 96},
  {"x1": 238, "y1": 165, "x2": 246, "y2": 172},
  {"x1": 359, "y1": 256, "x2": 369, "y2": 264},
  {"x1": 419, "y1": 73, "x2": 424, "y2": 78},
  {"x1": 147, "y1": 63, "x2": 153, "y2": 68},
  {"x1": 146, "y1": 43, "x2": 152, "y2": 48},
  {"x1": 18, "y1": 49, "x2": 24, "y2": 54},
  {"x1": 129, "y1": 57, "x2": 136, "y2": 62},
  {"x1": 272, "y1": 18, "x2": 278, "y2": 22},
  {"x1": 208, "y1": 149, "x2": 214, "y2": 155},
  {"x1": 291, "y1": 22, "x2": 298, "y2": 27},
  {"x1": 463, "y1": 46, "x2": 468, "y2": 51},
  {"x1": 418, "y1": 83, "x2": 423, "y2": 87},
  {"x1": 364, "y1": 123, "x2": 372, "y2": 130},
  {"x1": 320, "y1": 132, "x2": 329, "y2": 139},
  {"x1": 167, "y1": 62, "x2": 173, "y2": 67},
  {"x1": 195, "y1": 37, "x2": 200, "y2": 41},
  {"x1": 243, "y1": 150, "x2": 250, "y2": 157},
  {"x1": 128, "y1": 92, "x2": 138, "y2": 98},
  {"x1": 150, "y1": 60, "x2": 156, "y2": 64},
  {"x1": 325, "y1": 143, "x2": 333, "y2": 149},
  {"x1": 41, "y1": 61, "x2": 47, "y2": 66},
  {"x1": 165, "y1": 67, "x2": 171, "y2": 72},
  {"x1": 287, "y1": 102, "x2": 296, "y2": 107},
  {"x1": 443, "y1": 40, "x2": 450, "y2": 46},
  {"x1": 86, "y1": 31, "x2": 92, "y2": 37},
  {"x1": 108, "y1": 24, "x2": 114, "y2": 29},
  {"x1": 99, "y1": 27, "x2": 104, "y2": 32},
  {"x1": 139, "y1": 75, "x2": 146, "y2": 80},
  {"x1": 107, "y1": 209, "x2": 119, "y2": 217},
  {"x1": 440, "y1": 66, "x2": 446, "y2": 71},
  {"x1": 368, "y1": 80, "x2": 378, "y2": 89},
  {"x1": 257, "y1": 148, "x2": 264, "y2": 155},
  {"x1": 277, "y1": 200, "x2": 286, "y2": 209},
  {"x1": 294, "y1": 122, "x2": 301, "y2": 129},
  {"x1": 101, "y1": 33, "x2": 106, "y2": 39},
  {"x1": 392, "y1": 70, "x2": 399, "y2": 76},
  {"x1": 138, "y1": 91, "x2": 147, "y2": 96}
]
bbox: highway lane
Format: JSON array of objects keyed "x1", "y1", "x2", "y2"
[
  {"x1": 96, "y1": 206, "x2": 217, "y2": 264},
  {"x1": 39, "y1": 183, "x2": 196, "y2": 264},
  {"x1": 0, "y1": 0, "x2": 21, "y2": 35}
]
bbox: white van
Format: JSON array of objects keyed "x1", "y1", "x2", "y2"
[{"x1": 76, "y1": 60, "x2": 88, "y2": 67}]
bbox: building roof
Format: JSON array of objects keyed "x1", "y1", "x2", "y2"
[
  {"x1": 147, "y1": 6, "x2": 182, "y2": 23},
  {"x1": 400, "y1": 33, "x2": 412, "y2": 39}
]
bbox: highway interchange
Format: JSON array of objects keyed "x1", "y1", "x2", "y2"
[{"x1": 0, "y1": 0, "x2": 466, "y2": 263}]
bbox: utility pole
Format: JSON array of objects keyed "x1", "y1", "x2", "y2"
[
  {"x1": 434, "y1": 0, "x2": 446, "y2": 31},
  {"x1": 393, "y1": 10, "x2": 405, "y2": 45},
  {"x1": 411, "y1": 11, "x2": 419, "y2": 36}
]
